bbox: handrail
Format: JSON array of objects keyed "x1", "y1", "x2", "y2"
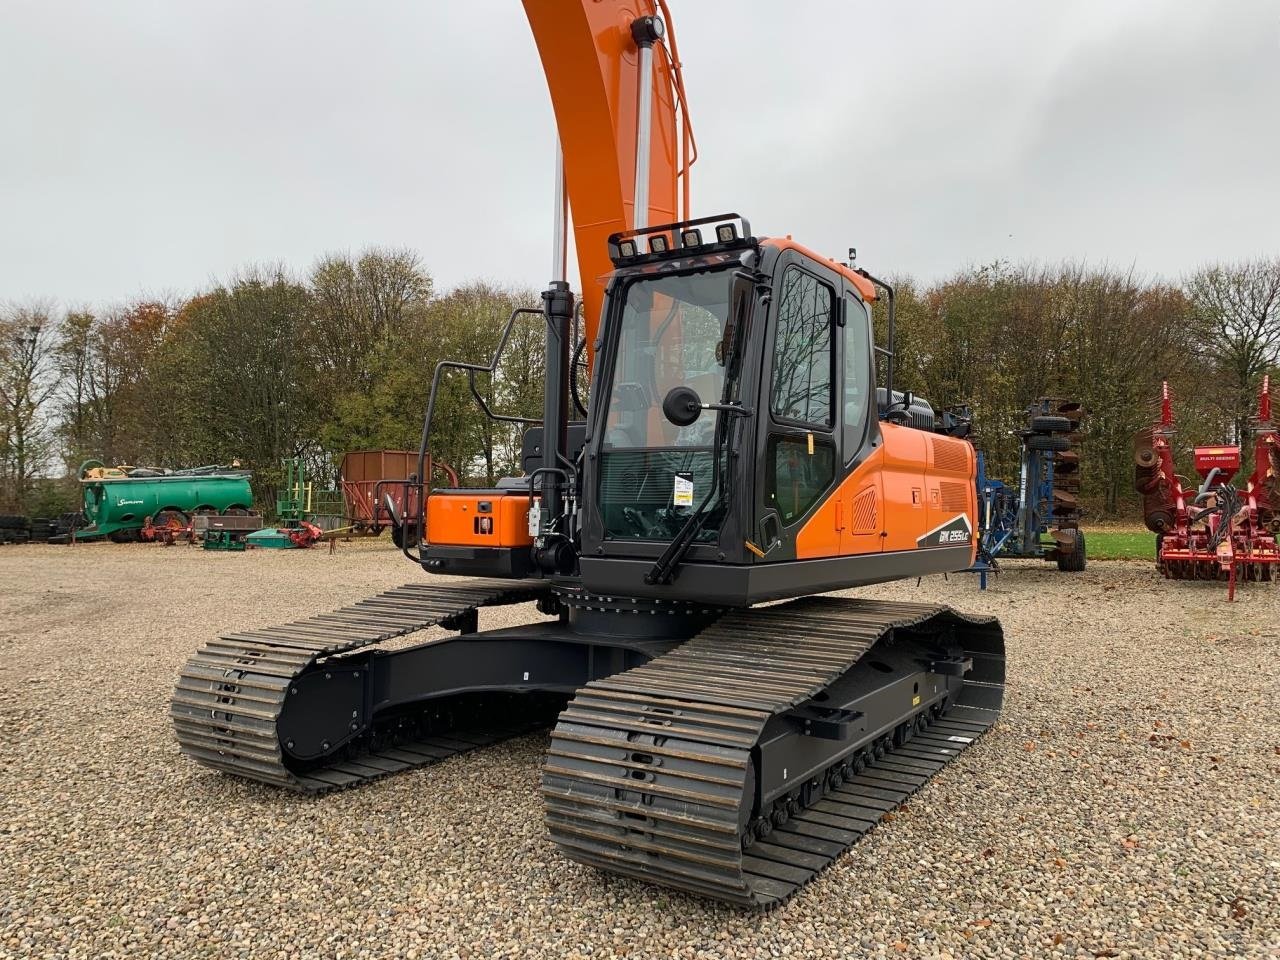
[
  {"x1": 655, "y1": 0, "x2": 697, "y2": 219},
  {"x1": 415, "y1": 306, "x2": 545, "y2": 489}
]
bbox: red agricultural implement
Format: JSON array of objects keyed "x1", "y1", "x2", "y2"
[
  {"x1": 1134, "y1": 377, "x2": 1280, "y2": 599},
  {"x1": 140, "y1": 511, "x2": 189, "y2": 546}
]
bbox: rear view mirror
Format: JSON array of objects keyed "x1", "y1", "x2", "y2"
[{"x1": 662, "y1": 385, "x2": 703, "y2": 426}]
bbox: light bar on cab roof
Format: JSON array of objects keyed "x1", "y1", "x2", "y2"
[{"x1": 606, "y1": 213, "x2": 754, "y2": 267}]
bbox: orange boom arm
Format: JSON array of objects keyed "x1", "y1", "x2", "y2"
[{"x1": 522, "y1": 0, "x2": 690, "y2": 358}]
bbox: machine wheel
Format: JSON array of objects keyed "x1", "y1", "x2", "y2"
[
  {"x1": 1030, "y1": 415, "x2": 1072, "y2": 434},
  {"x1": 391, "y1": 523, "x2": 420, "y2": 549},
  {"x1": 1028, "y1": 434, "x2": 1071, "y2": 452},
  {"x1": 1056, "y1": 530, "x2": 1087, "y2": 572}
]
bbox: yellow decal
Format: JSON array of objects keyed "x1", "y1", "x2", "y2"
[
  {"x1": 912, "y1": 695, "x2": 921, "y2": 707},
  {"x1": 807, "y1": 432, "x2": 815, "y2": 456}
]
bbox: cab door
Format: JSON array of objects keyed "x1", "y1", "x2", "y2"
[
  {"x1": 754, "y1": 256, "x2": 840, "y2": 559},
  {"x1": 838, "y1": 290, "x2": 884, "y2": 554}
]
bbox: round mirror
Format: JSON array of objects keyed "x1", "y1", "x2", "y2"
[{"x1": 662, "y1": 385, "x2": 702, "y2": 427}]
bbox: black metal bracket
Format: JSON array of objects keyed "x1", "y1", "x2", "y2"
[
  {"x1": 927, "y1": 655, "x2": 973, "y2": 677},
  {"x1": 791, "y1": 706, "x2": 864, "y2": 740}
]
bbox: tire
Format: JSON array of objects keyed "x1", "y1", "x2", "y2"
[
  {"x1": 392, "y1": 523, "x2": 420, "y2": 550},
  {"x1": 1027, "y1": 434, "x2": 1070, "y2": 452},
  {"x1": 1030, "y1": 415, "x2": 1073, "y2": 434},
  {"x1": 1056, "y1": 530, "x2": 1087, "y2": 572}
]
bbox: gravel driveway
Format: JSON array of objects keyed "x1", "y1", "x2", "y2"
[{"x1": 1, "y1": 541, "x2": 1276, "y2": 959}]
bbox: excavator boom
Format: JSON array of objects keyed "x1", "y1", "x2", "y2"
[{"x1": 524, "y1": 0, "x2": 690, "y2": 358}]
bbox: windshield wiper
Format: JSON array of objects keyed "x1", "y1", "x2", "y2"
[{"x1": 643, "y1": 421, "x2": 725, "y2": 585}]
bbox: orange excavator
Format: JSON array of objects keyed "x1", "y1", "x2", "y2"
[{"x1": 172, "y1": 0, "x2": 1005, "y2": 907}]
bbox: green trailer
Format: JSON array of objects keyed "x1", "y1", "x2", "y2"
[{"x1": 77, "y1": 460, "x2": 255, "y2": 542}]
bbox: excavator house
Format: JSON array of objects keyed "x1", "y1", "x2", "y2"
[{"x1": 172, "y1": 0, "x2": 1006, "y2": 907}]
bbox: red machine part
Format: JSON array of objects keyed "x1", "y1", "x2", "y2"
[
  {"x1": 1192, "y1": 446, "x2": 1240, "y2": 483},
  {"x1": 140, "y1": 512, "x2": 190, "y2": 546},
  {"x1": 1134, "y1": 377, "x2": 1279, "y2": 599},
  {"x1": 288, "y1": 521, "x2": 325, "y2": 549}
]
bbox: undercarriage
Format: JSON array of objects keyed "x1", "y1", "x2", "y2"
[{"x1": 173, "y1": 580, "x2": 1004, "y2": 904}]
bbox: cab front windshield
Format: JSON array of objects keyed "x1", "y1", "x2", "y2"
[{"x1": 599, "y1": 267, "x2": 735, "y2": 541}]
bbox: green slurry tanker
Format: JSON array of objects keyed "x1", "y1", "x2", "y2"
[{"x1": 77, "y1": 460, "x2": 254, "y2": 542}]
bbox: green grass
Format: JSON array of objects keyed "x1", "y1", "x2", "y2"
[{"x1": 1081, "y1": 529, "x2": 1156, "y2": 560}]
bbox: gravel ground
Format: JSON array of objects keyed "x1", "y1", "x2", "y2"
[{"x1": 1, "y1": 540, "x2": 1277, "y2": 959}]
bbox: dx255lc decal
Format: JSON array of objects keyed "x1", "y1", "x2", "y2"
[{"x1": 916, "y1": 513, "x2": 972, "y2": 548}]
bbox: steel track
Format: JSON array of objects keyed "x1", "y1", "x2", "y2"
[
  {"x1": 541, "y1": 596, "x2": 1006, "y2": 907},
  {"x1": 174, "y1": 582, "x2": 1006, "y2": 908},
  {"x1": 171, "y1": 580, "x2": 549, "y2": 793}
]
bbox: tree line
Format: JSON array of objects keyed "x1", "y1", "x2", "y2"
[
  {"x1": 886, "y1": 257, "x2": 1279, "y2": 514},
  {"x1": 0, "y1": 248, "x2": 545, "y2": 516},
  {"x1": 1, "y1": 249, "x2": 1277, "y2": 520}
]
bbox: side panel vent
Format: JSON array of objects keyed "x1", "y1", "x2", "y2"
[
  {"x1": 940, "y1": 481, "x2": 970, "y2": 514},
  {"x1": 931, "y1": 436, "x2": 970, "y2": 475},
  {"x1": 850, "y1": 487, "x2": 878, "y2": 533}
]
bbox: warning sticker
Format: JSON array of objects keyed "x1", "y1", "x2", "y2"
[{"x1": 673, "y1": 472, "x2": 694, "y2": 507}]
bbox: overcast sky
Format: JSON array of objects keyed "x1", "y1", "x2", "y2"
[{"x1": 2, "y1": 0, "x2": 1278, "y2": 308}]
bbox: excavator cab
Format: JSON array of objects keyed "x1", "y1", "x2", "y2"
[{"x1": 419, "y1": 214, "x2": 977, "y2": 607}]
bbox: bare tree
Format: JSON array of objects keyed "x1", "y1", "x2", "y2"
[
  {"x1": 0, "y1": 303, "x2": 58, "y2": 512},
  {"x1": 1185, "y1": 257, "x2": 1280, "y2": 441},
  {"x1": 55, "y1": 309, "x2": 97, "y2": 469}
]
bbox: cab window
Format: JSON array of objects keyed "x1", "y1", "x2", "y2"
[
  {"x1": 766, "y1": 435, "x2": 835, "y2": 524},
  {"x1": 843, "y1": 293, "x2": 871, "y2": 455},
  {"x1": 770, "y1": 268, "x2": 833, "y2": 426}
]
